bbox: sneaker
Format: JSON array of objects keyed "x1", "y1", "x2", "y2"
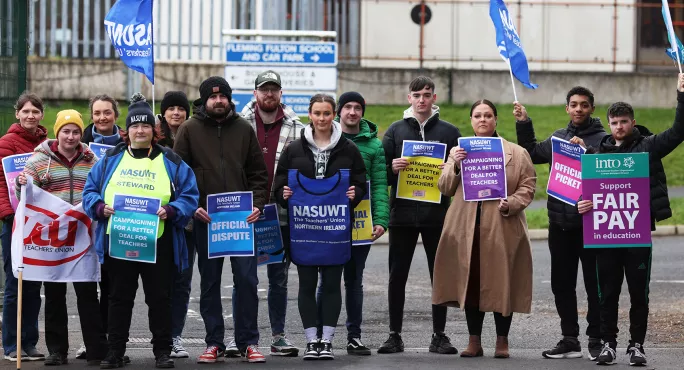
[
  {"x1": 4, "y1": 351, "x2": 23, "y2": 362},
  {"x1": 347, "y1": 338, "x2": 371, "y2": 356},
  {"x1": 242, "y1": 344, "x2": 266, "y2": 363},
  {"x1": 155, "y1": 353, "x2": 175, "y2": 368},
  {"x1": 271, "y1": 334, "x2": 299, "y2": 357},
  {"x1": 319, "y1": 340, "x2": 334, "y2": 360},
  {"x1": 542, "y1": 338, "x2": 583, "y2": 359},
  {"x1": 377, "y1": 333, "x2": 404, "y2": 354},
  {"x1": 100, "y1": 352, "x2": 124, "y2": 369},
  {"x1": 224, "y1": 338, "x2": 240, "y2": 358},
  {"x1": 429, "y1": 332, "x2": 458, "y2": 354},
  {"x1": 589, "y1": 338, "x2": 603, "y2": 361},
  {"x1": 597, "y1": 342, "x2": 617, "y2": 365},
  {"x1": 197, "y1": 346, "x2": 224, "y2": 364},
  {"x1": 44, "y1": 352, "x2": 68, "y2": 366},
  {"x1": 24, "y1": 347, "x2": 45, "y2": 361},
  {"x1": 627, "y1": 342, "x2": 647, "y2": 366},
  {"x1": 76, "y1": 344, "x2": 87, "y2": 360},
  {"x1": 170, "y1": 337, "x2": 189, "y2": 358},
  {"x1": 303, "y1": 341, "x2": 320, "y2": 360}
]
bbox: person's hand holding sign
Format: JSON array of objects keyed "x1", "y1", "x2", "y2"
[
  {"x1": 371, "y1": 225, "x2": 386, "y2": 241},
  {"x1": 103, "y1": 205, "x2": 115, "y2": 217},
  {"x1": 346, "y1": 186, "x2": 356, "y2": 201},
  {"x1": 246, "y1": 207, "x2": 260, "y2": 224},
  {"x1": 195, "y1": 207, "x2": 211, "y2": 223},
  {"x1": 449, "y1": 146, "x2": 467, "y2": 169},
  {"x1": 282, "y1": 186, "x2": 293, "y2": 200},
  {"x1": 569, "y1": 136, "x2": 586, "y2": 149},
  {"x1": 157, "y1": 207, "x2": 168, "y2": 220},
  {"x1": 577, "y1": 200, "x2": 593, "y2": 214},
  {"x1": 16, "y1": 172, "x2": 27, "y2": 185},
  {"x1": 392, "y1": 158, "x2": 409, "y2": 174}
]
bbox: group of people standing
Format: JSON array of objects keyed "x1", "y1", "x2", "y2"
[{"x1": 0, "y1": 71, "x2": 681, "y2": 368}]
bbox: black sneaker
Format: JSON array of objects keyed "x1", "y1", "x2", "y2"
[
  {"x1": 319, "y1": 340, "x2": 334, "y2": 360},
  {"x1": 377, "y1": 333, "x2": 404, "y2": 354},
  {"x1": 155, "y1": 353, "x2": 175, "y2": 369},
  {"x1": 44, "y1": 352, "x2": 68, "y2": 366},
  {"x1": 588, "y1": 338, "x2": 603, "y2": 361},
  {"x1": 542, "y1": 338, "x2": 583, "y2": 359},
  {"x1": 347, "y1": 338, "x2": 371, "y2": 356},
  {"x1": 627, "y1": 342, "x2": 647, "y2": 366},
  {"x1": 429, "y1": 333, "x2": 458, "y2": 354},
  {"x1": 597, "y1": 342, "x2": 617, "y2": 365},
  {"x1": 100, "y1": 352, "x2": 124, "y2": 369},
  {"x1": 303, "y1": 341, "x2": 319, "y2": 360}
]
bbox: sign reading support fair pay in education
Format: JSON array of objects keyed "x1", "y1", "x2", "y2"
[
  {"x1": 547, "y1": 137, "x2": 585, "y2": 205},
  {"x1": 255, "y1": 204, "x2": 284, "y2": 266},
  {"x1": 207, "y1": 191, "x2": 254, "y2": 258},
  {"x1": 459, "y1": 137, "x2": 507, "y2": 201},
  {"x1": 582, "y1": 153, "x2": 652, "y2": 248},
  {"x1": 396, "y1": 141, "x2": 447, "y2": 203},
  {"x1": 2, "y1": 153, "x2": 32, "y2": 211},
  {"x1": 109, "y1": 194, "x2": 161, "y2": 263},
  {"x1": 352, "y1": 181, "x2": 374, "y2": 246}
]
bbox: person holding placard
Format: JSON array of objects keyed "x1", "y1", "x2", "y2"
[
  {"x1": 273, "y1": 94, "x2": 366, "y2": 360},
  {"x1": 575, "y1": 74, "x2": 684, "y2": 367},
  {"x1": 515, "y1": 87, "x2": 607, "y2": 360},
  {"x1": 433, "y1": 99, "x2": 536, "y2": 359},
  {"x1": 0, "y1": 92, "x2": 48, "y2": 362},
  {"x1": 82, "y1": 93, "x2": 199, "y2": 369},
  {"x1": 15, "y1": 109, "x2": 107, "y2": 366},
  {"x1": 379, "y1": 76, "x2": 461, "y2": 355}
]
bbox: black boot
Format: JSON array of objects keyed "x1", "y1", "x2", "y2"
[
  {"x1": 155, "y1": 353, "x2": 175, "y2": 369},
  {"x1": 44, "y1": 352, "x2": 68, "y2": 366},
  {"x1": 100, "y1": 352, "x2": 124, "y2": 369}
]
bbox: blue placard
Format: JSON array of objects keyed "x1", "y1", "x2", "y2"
[
  {"x1": 89, "y1": 143, "x2": 114, "y2": 160},
  {"x1": 207, "y1": 191, "x2": 255, "y2": 258},
  {"x1": 109, "y1": 194, "x2": 161, "y2": 263},
  {"x1": 226, "y1": 41, "x2": 338, "y2": 66},
  {"x1": 255, "y1": 204, "x2": 284, "y2": 266}
]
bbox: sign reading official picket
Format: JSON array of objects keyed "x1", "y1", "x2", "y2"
[
  {"x1": 255, "y1": 204, "x2": 284, "y2": 266},
  {"x1": 547, "y1": 137, "x2": 585, "y2": 205},
  {"x1": 582, "y1": 153, "x2": 651, "y2": 248},
  {"x1": 109, "y1": 194, "x2": 161, "y2": 263},
  {"x1": 459, "y1": 137, "x2": 507, "y2": 201},
  {"x1": 396, "y1": 141, "x2": 447, "y2": 203},
  {"x1": 226, "y1": 41, "x2": 337, "y2": 66},
  {"x1": 207, "y1": 191, "x2": 254, "y2": 258}
]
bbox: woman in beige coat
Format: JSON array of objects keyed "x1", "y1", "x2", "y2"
[{"x1": 432, "y1": 99, "x2": 536, "y2": 358}]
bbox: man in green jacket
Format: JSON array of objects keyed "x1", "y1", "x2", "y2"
[{"x1": 336, "y1": 91, "x2": 389, "y2": 355}]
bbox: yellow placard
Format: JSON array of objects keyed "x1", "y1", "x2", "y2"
[
  {"x1": 396, "y1": 141, "x2": 447, "y2": 203},
  {"x1": 352, "y1": 181, "x2": 373, "y2": 245}
]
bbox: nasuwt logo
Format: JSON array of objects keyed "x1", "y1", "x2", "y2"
[
  {"x1": 104, "y1": 21, "x2": 152, "y2": 47},
  {"x1": 119, "y1": 168, "x2": 156, "y2": 181}
]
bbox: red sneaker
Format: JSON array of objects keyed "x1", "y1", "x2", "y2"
[
  {"x1": 197, "y1": 346, "x2": 224, "y2": 363},
  {"x1": 243, "y1": 345, "x2": 266, "y2": 363}
]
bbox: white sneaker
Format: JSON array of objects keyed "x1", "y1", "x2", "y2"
[
  {"x1": 225, "y1": 338, "x2": 240, "y2": 358},
  {"x1": 171, "y1": 336, "x2": 189, "y2": 358}
]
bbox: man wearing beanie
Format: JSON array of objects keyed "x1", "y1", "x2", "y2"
[
  {"x1": 239, "y1": 70, "x2": 303, "y2": 357},
  {"x1": 174, "y1": 76, "x2": 269, "y2": 363},
  {"x1": 157, "y1": 91, "x2": 190, "y2": 148}
]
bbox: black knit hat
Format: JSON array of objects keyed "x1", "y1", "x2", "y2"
[
  {"x1": 126, "y1": 93, "x2": 155, "y2": 130},
  {"x1": 199, "y1": 76, "x2": 232, "y2": 105},
  {"x1": 160, "y1": 91, "x2": 190, "y2": 116},
  {"x1": 337, "y1": 91, "x2": 366, "y2": 116}
]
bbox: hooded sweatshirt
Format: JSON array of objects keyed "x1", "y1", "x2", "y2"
[
  {"x1": 304, "y1": 121, "x2": 343, "y2": 179},
  {"x1": 403, "y1": 105, "x2": 441, "y2": 141}
]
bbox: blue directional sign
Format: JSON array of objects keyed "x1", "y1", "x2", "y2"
[
  {"x1": 232, "y1": 92, "x2": 336, "y2": 117},
  {"x1": 226, "y1": 41, "x2": 338, "y2": 66}
]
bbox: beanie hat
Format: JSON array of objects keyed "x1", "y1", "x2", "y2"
[
  {"x1": 125, "y1": 93, "x2": 156, "y2": 130},
  {"x1": 337, "y1": 91, "x2": 366, "y2": 116},
  {"x1": 160, "y1": 91, "x2": 190, "y2": 117},
  {"x1": 199, "y1": 76, "x2": 232, "y2": 105},
  {"x1": 54, "y1": 109, "x2": 85, "y2": 135}
]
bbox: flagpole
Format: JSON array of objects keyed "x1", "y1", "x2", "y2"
[
  {"x1": 508, "y1": 66, "x2": 519, "y2": 102},
  {"x1": 16, "y1": 267, "x2": 23, "y2": 370}
]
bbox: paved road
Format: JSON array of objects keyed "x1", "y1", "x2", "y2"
[{"x1": 2, "y1": 236, "x2": 683, "y2": 369}]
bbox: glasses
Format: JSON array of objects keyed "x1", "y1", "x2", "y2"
[{"x1": 257, "y1": 87, "x2": 281, "y2": 94}]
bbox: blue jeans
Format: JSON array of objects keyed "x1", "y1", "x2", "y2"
[
  {"x1": 171, "y1": 230, "x2": 196, "y2": 338},
  {"x1": 195, "y1": 222, "x2": 259, "y2": 350},
  {"x1": 1, "y1": 220, "x2": 42, "y2": 355},
  {"x1": 265, "y1": 262, "x2": 289, "y2": 336},
  {"x1": 316, "y1": 244, "x2": 371, "y2": 340}
]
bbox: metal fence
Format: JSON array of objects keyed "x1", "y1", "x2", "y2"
[{"x1": 1, "y1": 0, "x2": 28, "y2": 135}]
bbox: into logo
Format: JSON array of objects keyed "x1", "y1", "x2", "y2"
[{"x1": 595, "y1": 158, "x2": 621, "y2": 169}]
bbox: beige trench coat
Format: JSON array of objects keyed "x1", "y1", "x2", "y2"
[{"x1": 432, "y1": 138, "x2": 536, "y2": 315}]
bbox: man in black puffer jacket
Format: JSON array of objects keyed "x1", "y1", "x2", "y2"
[
  {"x1": 379, "y1": 76, "x2": 461, "y2": 355},
  {"x1": 514, "y1": 87, "x2": 606, "y2": 360},
  {"x1": 577, "y1": 76, "x2": 684, "y2": 366}
]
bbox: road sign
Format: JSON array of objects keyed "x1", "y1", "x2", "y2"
[
  {"x1": 226, "y1": 41, "x2": 338, "y2": 66},
  {"x1": 225, "y1": 66, "x2": 337, "y2": 91},
  {"x1": 232, "y1": 92, "x2": 337, "y2": 117}
]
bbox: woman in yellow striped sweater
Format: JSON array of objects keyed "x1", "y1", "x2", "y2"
[{"x1": 16, "y1": 110, "x2": 107, "y2": 366}]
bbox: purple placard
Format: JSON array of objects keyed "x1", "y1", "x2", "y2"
[{"x1": 458, "y1": 137, "x2": 507, "y2": 201}]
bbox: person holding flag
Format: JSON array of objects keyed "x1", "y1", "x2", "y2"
[
  {"x1": 15, "y1": 110, "x2": 107, "y2": 366},
  {"x1": 82, "y1": 93, "x2": 199, "y2": 369},
  {"x1": 432, "y1": 99, "x2": 536, "y2": 359},
  {"x1": 273, "y1": 94, "x2": 367, "y2": 360},
  {"x1": 575, "y1": 74, "x2": 684, "y2": 366},
  {"x1": 515, "y1": 88, "x2": 606, "y2": 360},
  {"x1": 0, "y1": 92, "x2": 48, "y2": 362}
]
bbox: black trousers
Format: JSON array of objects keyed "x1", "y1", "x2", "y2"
[
  {"x1": 44, "y1": 282, "x2": 107, "y2": 361},
  {"x1": 548, "y1": 223, "x2": 601, "y2": 339},
  {"x1": 298, "y1": 265, "x2": 343, "y2": 328},
  {"x1": 100, "y1": 255, "x2": 111, "y2": 333},
  {"x1": 597, "y1": 247, "x2": 652, "y2": 344},
  {"x1": 106, "y1": 231, "x2": 175, "y2": 357},
  {"x1": 387, "y1": 226, "x2": 447, "y2": 334},
  {"x1": 464, "y1": 308, "x2": 513, "y2": 336}
]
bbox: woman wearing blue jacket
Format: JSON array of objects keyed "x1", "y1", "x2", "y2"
[{"x1": 82, "y1": 94, "x2": 199, "y2": 369}]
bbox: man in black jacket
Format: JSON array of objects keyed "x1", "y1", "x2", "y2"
[
  {"x1": 379, "y1": 76, "x2": 461, "y2": 355},
  {"x1": 514, "y1": 87, "x2": 606, "y2": 360},
  {"x1": 576, "y1": 74, "x2": 684, "y2": 367}
]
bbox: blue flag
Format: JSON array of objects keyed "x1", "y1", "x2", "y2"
[
  {"x1": 662, "y1": 0, "x2": 684, "y2": 63},
  {"x1": 489, "y1": 0, "x2": 538, "y2": 89},
  {"x1": 104, "y1": 0, "x2": 154, "y2": 84}
]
